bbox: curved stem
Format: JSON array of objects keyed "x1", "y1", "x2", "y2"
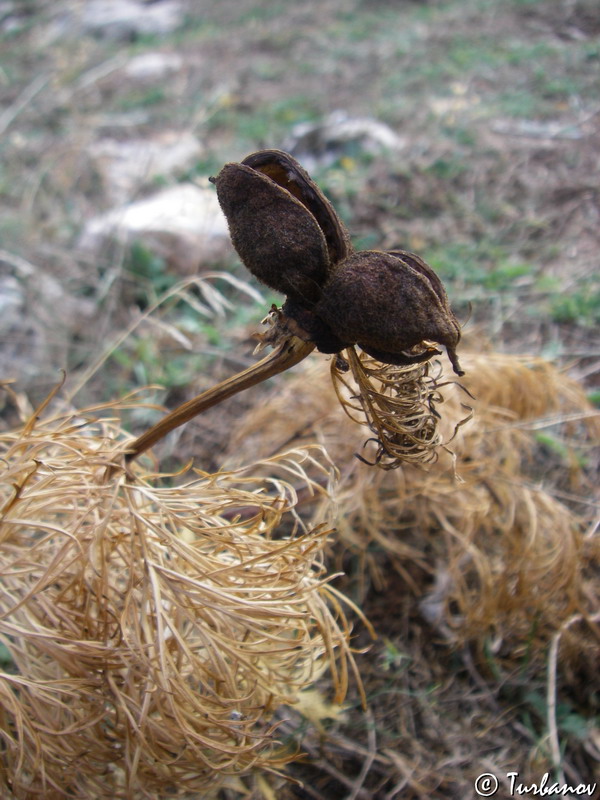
[{"x1": 121, "y1": 335, "x2": 315, "y2": 467}]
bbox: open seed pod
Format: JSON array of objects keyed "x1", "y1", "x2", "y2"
[
  {"x1": 213, "y1": 149, "x2": 463, "y2": 376},
  {"x1": 213, "y1": 149, "x2": 351, "y2": 306},
  {"x1": 241, "y1": 149, "x2": 351, "y2": 269}
]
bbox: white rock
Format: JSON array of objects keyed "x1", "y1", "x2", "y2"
[
  {"x1": 0, "y1": 1, "x2": 21, "y2": 34},
  {"x1": 81, "y1": 0, "x2": 185, "y2": 40},
  {"x1": 0, "y1": 257, "x2": 96, "y2": 388},
  {"x1": 89, "y1": 131, "x2": 203, "y2": 204},
  {"x1": 123, "y1": 51, "x2": 183, "y2": 81},
  {"x1": 285, "y1": 110, "x2": 406, "y2": 171},
  {"x1": 78, "y1": 183, "x2": 230, "y2": 274}
]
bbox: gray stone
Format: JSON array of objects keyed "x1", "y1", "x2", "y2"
[
  {"x1": 88, "y1": 131, "x2": 203, "y2": 204},
  {"x1": 0, "y1": 254, "x2": 95, "y2": 389},
  {"x1": 0, "y1": 274, "x2": 24, "y2": 329},
  {"x1": 78, "y1": 182, "x2": 229, "y2": 274},
  {"x1": 124, "y1": 51, "x2": 184, "y2": 81},
  {"x1": 81, "y1": 0, "x2": 185, "y2": 40},
  {"x1": 284, "y1": 110, "x2": 406, "y2": 171}
]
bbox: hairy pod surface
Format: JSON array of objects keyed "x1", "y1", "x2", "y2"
[
  {"x1": 241, "y1": 149, "x2": 351, "y2": 267},
  {"x1": 214, "y1": 150, "x2": 351, "y2": 306},
  {"x1": 215, "y1": 162, "x2": 330, "y2": 305},
  {"x1": 315, "y1": 250, "x2": 464, "y2": 373}
]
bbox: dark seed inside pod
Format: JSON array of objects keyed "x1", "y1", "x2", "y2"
[
  {"x1": 214, "y1": 162, "x2": 331, "y2": 306},
  {"x1": 314, "y1": 250, "x2": 464, "y2": 375}
]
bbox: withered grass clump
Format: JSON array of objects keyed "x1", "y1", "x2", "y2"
[
  {"x1": 0, "y1": 398, "x2": 360, "y2": 799},
  {"x1": 228, "y1": 350, "x2": 600, "y2": 668}
]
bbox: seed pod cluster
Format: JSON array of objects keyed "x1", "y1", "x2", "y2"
[{"x1": 212, "y1": 149, "x2": 464, "y2": 375}]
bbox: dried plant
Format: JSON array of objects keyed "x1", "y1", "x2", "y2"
[
  {"x1": 0, "y1": 395, "x2": 365, "y2": 799},
  {"x1": 122, "y1": 150, "x2": 465, "y2": 471},
  {"x1": 330, "y1": 348, "x2": 452, "y2": 469},
  {"x1": 0, "y1": 149, "x2": 470, "y2": 798},
  {"x1": 227, "y1": 349, "x2": 600, "y2": 669}
]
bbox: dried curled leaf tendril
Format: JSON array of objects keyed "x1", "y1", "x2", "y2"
[{"x1": 331, "y1": 348, "x2": 446, "y2": 470}]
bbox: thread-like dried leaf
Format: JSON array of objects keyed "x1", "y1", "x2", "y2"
[
  {"x1": 227, "y1": 350, "x2": 599, "y2": 670},
  {"x1": 0, "y1": 400, "x2": 360, "y2": 799},
  {"x1": 329, "y1": 347, "x2": 454, "y2": 469}
]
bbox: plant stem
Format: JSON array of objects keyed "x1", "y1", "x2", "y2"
[{"x1": 121, "y1": 335, "x2": 315, "y2": 467}]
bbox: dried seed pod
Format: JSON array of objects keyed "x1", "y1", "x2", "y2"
[
  {"x1": 242, "y1": 150, "x2": 351, "y2": 267},
  {"x1": 314, "y1": 250, "x2": 464, "y2": 375},
  {"x1": 212, "y1": 150, "x2": 463, "y2": 375},
  {"x1": 213, "y1": 149, "x2": 350, "y2": 306}
]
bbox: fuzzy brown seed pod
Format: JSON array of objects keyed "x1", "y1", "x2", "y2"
[
  {"x1": 242, "y1": 149, "x2": 351, "y2": 267},
  {"x1": 213, "y1": 149, "x2": 463, "y2": 375},
  {"x1": 120, "y1": 153, "x2": 466, "y2": 474},
  {"x1": 213, "y1": 150, "x2": 351, "y2": 306},
  {"x1": 315, "y1": 250, "x2": 464, "y2": 375}
]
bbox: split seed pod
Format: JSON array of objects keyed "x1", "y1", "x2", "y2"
[
  {"x1": 213, "y1": 149, "x2": 463, "y2": 375},
  {"x1": 124, "y1": 152, "x2": 465, "y2": 469},
  {"x1": 213, "y1": 149, "x2": 350, "y2": 306},
  {"x1": 315, "y1": 250, "x2": 464, "y2": 375}
]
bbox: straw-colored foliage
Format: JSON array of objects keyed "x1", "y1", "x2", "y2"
[
  {"x1": 0, "y1": 394, "x2": 360, "y2": 799},
  {"x1": 228, "y1": 348, "x2": 600, "y2": 667}
]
